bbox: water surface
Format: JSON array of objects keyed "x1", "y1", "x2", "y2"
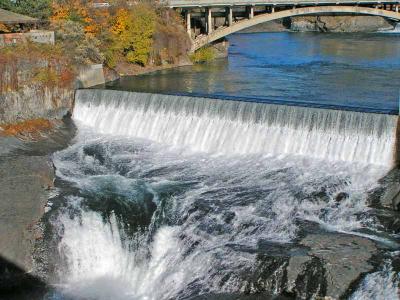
[{"x1": 107, "y1": 32, "x2": 400, "y2": 114}]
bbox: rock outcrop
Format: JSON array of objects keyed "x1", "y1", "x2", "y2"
[
  {"x1": 0, "y1": 87, "x2": 74, "y2": 125},
  {"x1": 0, "y1": 120, "x2": 76, "y2": 295},
  {"x1": 290, "y1": 15, "x2": 395, "y2": 32},
  {"x1": 246, "y1": 233, "x2": 378, "y2": 299}
]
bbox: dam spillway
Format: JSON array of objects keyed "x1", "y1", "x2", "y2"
[
  {"x1": 41, "y1": 88, "x2": 400, "y2": 299},
  {"x1": 74, "y1": 89, "x2": 399, "y2": 167}
]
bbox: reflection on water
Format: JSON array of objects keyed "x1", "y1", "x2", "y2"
[{"x1": 107, "y1": 32, "x2": 400, "y2": 114}]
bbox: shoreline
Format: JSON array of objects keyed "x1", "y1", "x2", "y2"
[{"x1": 0, "y1": 119, "x2": 76, "y2": 294}]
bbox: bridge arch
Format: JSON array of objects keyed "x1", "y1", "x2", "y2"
[{"x1": 192, "y1": 6, "x2": 400, "y2": 50}]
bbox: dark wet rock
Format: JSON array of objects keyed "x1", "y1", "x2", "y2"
[
  {"x1": 292, "y1": 257, "x2": 327, "y2": 299},
  {"x1": 367, "y1": 167, "x2": 400, "y2": 210},
  {"x1": 240, "y1": 233, "x2": 378, "y2": 299},
  {"x1": 310, "y1": 187, "x2": 330, "y2": 201},
  {"x1": 391, "y1": 255, "x2": 400, "y2": 273},
  {"x1": 223, "y1": 211, "x2": 236, "y2": 224},
  {"x1": 256, "y1": 247, "x2": 328, "y2": 298},
  {"x1": 335, "y1": 192, "x2": 349, "y2": 203},
  {"x1": 300, "y1": 233, "x2": 377, "y2": 299},
  {"x1": 245, "y1": 255, "x2": 289, "y2": 294},
  {"x1": 370, "y1": 209, "x2": 400, "y2": 234},
  {"x1": 83, "y1": 143, "x2": 106, "y2": 164}
]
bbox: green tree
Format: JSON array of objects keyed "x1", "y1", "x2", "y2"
[
  {"x1": 0, "y1": 0, "x2": 14, "y2": 11},
  {"x1": 0, "y1": 0, "x2": 52, "y2": 20}
]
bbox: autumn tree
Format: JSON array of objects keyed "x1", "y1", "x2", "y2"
[
  {"x1": 110, "y1": 4, "x2": 156, "y2": 66},
  {"x1": 51, "y1": 0, "x2": 102, "y2": 35}
]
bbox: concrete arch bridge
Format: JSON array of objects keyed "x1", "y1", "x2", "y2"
[{"x1": 168, "y1": 0, "x2": 400, "y2": 51}]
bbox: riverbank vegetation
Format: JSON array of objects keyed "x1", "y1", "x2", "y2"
[
  {"x1": 190, "y1": 46, "x2": 216, "y2": 63},
  {"x1": 0, "y1": 42, "x2": 74, "y2": 93},
  {"x1": 0, "y1": 0, "x2": 192, "y2": 130},
  {"x1": 1, "y1": 0, "x2": 192, "y2": 73}
]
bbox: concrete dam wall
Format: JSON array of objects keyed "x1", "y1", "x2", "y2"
[{"x1": 74, "y1": 89, "x2": 399, "y2": 167}]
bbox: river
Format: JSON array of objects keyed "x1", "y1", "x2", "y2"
[
  {"x1": 108, "y1": 32, "x2": 400, "y2": 114},
  {"x1": 36, "y1": 32, "x2": 400, "y2": 299}
]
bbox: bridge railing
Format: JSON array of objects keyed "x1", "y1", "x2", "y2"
[{"x1": 168, "y1": 0, "x2": 400, "y2": 7}]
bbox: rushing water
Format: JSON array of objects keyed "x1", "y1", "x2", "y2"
[
  {"x1": 107, "y1": 32, "x2": 400, "y2": 114},
  {"x1": 38, "y1": 32, "x2": 400, "y2": 299},
  {"x1": 74, "y1": 90, "x2": 398, "y2": 166}
]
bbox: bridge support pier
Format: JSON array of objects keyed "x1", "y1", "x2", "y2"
[
  {"x1": 185, "y1": 10, "x2": 191, "y2": 38},
  {"x1": 226, "y1": 7, "x2": 233, "y2": 26},
  {"x1": 247, "y1": 6, "x2": 254, "y2": 19},
  {"x1": 206, "y1": 7, "x2": 213, "y2": 34}
]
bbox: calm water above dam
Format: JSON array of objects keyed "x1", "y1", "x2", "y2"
[{"x1": 108, "y1": 32, "x2": 400, "y2": 114}]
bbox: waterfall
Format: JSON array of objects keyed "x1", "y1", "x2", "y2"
[{"x1": 74, "y1": 89, "x2": 399, "y2": 166}]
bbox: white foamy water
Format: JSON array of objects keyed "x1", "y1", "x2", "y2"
[
  {"x1": 56, "y1": 207, "x2": 213, "y2": 300},
  {"x1": 48, "y1": 90, "x2": 400, "y2": 299},
  {"x1": 350, "y1": 257, "x2": 400, "y2": 300},
  {"x1": 74, "y1": 90, "x2": 399, "y2": 167}
]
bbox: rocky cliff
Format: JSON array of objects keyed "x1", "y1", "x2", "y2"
[
  {"x1": 238, "y1": 15, "x2": 396, "y2": 33},
  {"x1": 289, "y1": 15, "x2": 395, "y2": 32},
  {"x1": 0, "y1": 87, "x2": 74, "y2": 125},
  {"x1": 0, "y1": 55, "x2": 75, "y2": 126}
]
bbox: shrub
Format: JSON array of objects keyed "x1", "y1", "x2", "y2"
[
  {"x1": 33, "y1": 67, "x2": 58, "y2": 86},
  {"x1": 190, "y1": 46, "x2": 216, "y2": 63},
  {"x1": 0, "y1": 0, "x2": 52, "y2": 20},
  {"x1": 52, "y1": 20, "x2": 104, "y2": 65}
]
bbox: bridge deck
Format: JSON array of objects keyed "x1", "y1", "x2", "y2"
[{"x1": 169, "y1": 0, "x2": 400, "y2": 7}]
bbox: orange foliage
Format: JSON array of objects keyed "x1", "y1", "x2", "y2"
[
  {"x1": 0, "y1": 119, "x2": 54, "y2": 138},
  {"x1": 51, "y1": 0, "x2": 111, "y2": 35},
  {"x1": 0, "y1": 23, "x2": 10, "y2": 33},
  {"x1": 110, "y1": 8, "x2": 130, "y2": 35}
]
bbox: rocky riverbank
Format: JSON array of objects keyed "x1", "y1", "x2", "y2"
[
  {"x1": 240, "y1": 15, "x2": 397, "y2": 33},
  {"x1": 290, "y1": 15, "x2": 396, "y2": 32},
  {"x1": 0, "y1": 118, "x2": 76, "y2": 297},
  {"x1": 0, "y1": 88, "x2": 74, "y2": 125}
]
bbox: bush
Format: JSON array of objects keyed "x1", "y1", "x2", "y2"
[
  {"x1": 190, "y1": 46, "x2": 216, "y2": 63},
  {"x1": 0, "y1": 0, "x2": 52, "y2": 20},
  {"x1": 52, "y1": 20, "x2": 104, "y2": 65},
  {"x1": 33, "y1": 67, "x2": 58, "y2": 86}
]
